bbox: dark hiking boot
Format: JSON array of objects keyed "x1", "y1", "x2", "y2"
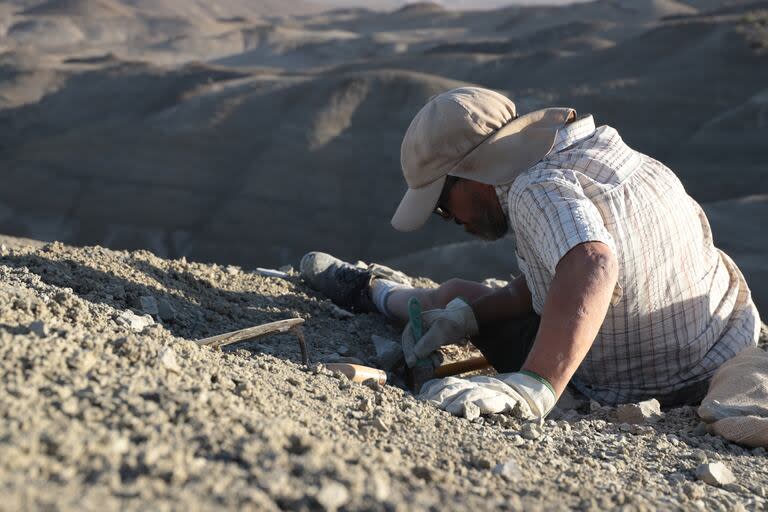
[{"x1": 299, "y1": 252, "x2": 377, "y2": 313}]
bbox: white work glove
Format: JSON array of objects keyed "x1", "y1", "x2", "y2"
[
  {"x1": 418, "y1": 371, "x2": 557, "y2": 421},
  {"x1": 401, "y1": 298, "x2": 479, "y2": 367}
]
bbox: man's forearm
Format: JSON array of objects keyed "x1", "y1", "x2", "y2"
[
  {"x1": 470, "y1": 275, "x2": 533, "y2": 327},
  {"x1": 522, "y1": 242, "x2": 618, "y2": 397}
]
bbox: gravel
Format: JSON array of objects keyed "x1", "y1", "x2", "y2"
[{"x1": 0, "y1": 239, "x2": 766, "y2": 510}]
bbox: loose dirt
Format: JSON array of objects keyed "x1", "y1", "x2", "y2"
[{"x1": 0, "y1": 239, "x2": 766, "y2": 510}]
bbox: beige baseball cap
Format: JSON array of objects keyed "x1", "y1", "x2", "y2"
[{"x1": 391, "y1": 87, "x2": 574, "y2": 232}]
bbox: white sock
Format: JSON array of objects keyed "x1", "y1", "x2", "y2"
[{"x1": 370, "y1": 279, "x2": 409, "y2": 318}]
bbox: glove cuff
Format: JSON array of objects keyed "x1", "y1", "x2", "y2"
[
  {"x1": 499, "y1": 371, "x2": 557, "y2": 419},
  {"x1": 445, "y1": 297, "x2": 479, "y2": 336}
]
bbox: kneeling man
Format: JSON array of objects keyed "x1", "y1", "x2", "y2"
[{"x1": 302, "y1": 87, "x2": 760, "y2": 420}]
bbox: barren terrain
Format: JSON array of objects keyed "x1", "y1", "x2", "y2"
[
  {"x1": 0, "y1": 2, "x2": 767, "y2": 509},
  {"x1": 0, "y1": 236, "x2": 766, "y2": 510}
]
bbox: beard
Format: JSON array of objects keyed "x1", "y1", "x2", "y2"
[{"x1": 465, "y1": 206, "x2": 509, "y2": 241}]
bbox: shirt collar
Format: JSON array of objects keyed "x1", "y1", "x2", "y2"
[
  {"x1": 550, "y1": 114, "x2": 596, "y2": 153},
  {"x1": 494, "y1": 114, "x2": 596, "y2": 219}
]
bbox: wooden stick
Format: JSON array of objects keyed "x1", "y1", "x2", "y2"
[{"x1": 195, "y1": 318, "x2": 305, "y2": 349}]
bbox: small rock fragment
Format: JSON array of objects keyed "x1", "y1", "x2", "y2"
[
  {"x1": 316, "y1": 481, "x2": 349, "y2": 512},
  {"x1": 683, "y1": 482, "x2": 705, "y2": 500},
  {"x1": 159, "y1": 347, "x2": 181, "y2": 374},
  {"x1": 139, "y1": 295, "x2": 159, "y2": 316},
  {"x1": 492, "y1": 459, "x2": 522, "y2": 482},
  {"x1": 692, "y1": 422, "x2": 709, "y2": 436},
  {"x1": 372, "y1": 416, "x2": 389, "y2": 432},
  {"x1": 157, "y1": 299, "x2": 177, "y2": 321},
  {"x1": 116, "y1": 310, "x2": 154, "y2": 332},
  {"x1": 358, "y1": 396, "x2": 374, "y2": 413},
  {"x1": 330, "y1": 305, "x2": 354, "y2": 319},
  {"x1": 371, "y1": 334, "x2": 403, "y2": 371},
  {"x1": 520, "y1": 422, "x2": 541, "y2": 440},
  {"x1": 60, "y1": 397, "x2": 79, "y2": 416},
  {"x1": 695, "y1": 462, "x2": 735, "y2": 487},
  {"x1": 691, "y1": 449, "x2": 708, "y2": 464},
  {"x1": 336, "y1": 344, "x2": 352, "y2": 356},
  {"x1": 28, "y1": 320, "x2": 49, "y2": 337},
  {"x1": 616, "y1": 399, "x2": 662, "y2": 424},
  {"x1": 463, "y1": 402, "x2": 481, "y2": 421}
]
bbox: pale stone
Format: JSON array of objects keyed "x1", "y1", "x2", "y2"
[
  {"x1": 371, "y1": 334, "x2": 402, "y2": 371},
  {"x1": 617, "y1": 399, "x2": 662, "y2": 424},
  {"x1": 695, "y1": 462, "x2": 736, "y2": 487},
  {"x1": 116, "y1": 310, "x2": 154, "y2": 332},
  {"x1": 492, "y1": 459, "x2": 522, "y2": 482},
  {"x1": 159, "y1": 347, "x2": 181, "y2": 374},
  {"x1": 463, "y1": 402, "x2": 480, "y2": 421},
  {"x1": 316, "y1": 481, "x2": 349, "y2": 511}
]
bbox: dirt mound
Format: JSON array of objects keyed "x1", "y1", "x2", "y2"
[
  {"x1": 613, "y1": 0, "x2": 698, "y2": 18},
  {"x1": 395, "y1": 2, "x2": 445, "y2": 15},
  {"x1": 21, "y1": 0, "x2": 135, "y2": 18},
  {"x1": 0, "y1": 66, "x2": 475, "y2": 270},
  {"x1": 1, "y1": 237, "x2": 766, "y2": 509}
]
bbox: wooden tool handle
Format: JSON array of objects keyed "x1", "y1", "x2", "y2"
[
  {"x1": 434, "y1": 356, "x2": 490, "y2": 378},
  {"x1": 324, "y1": 363, "x2": 387, "y2": 385}
]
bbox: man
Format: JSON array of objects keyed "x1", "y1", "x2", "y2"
[{"x1": 301, "y1": 87, "x2": 760, "y2": 420}]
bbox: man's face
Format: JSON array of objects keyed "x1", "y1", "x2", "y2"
[{"x1": 438, "y1": 179, "x2": 509, "y2": 240}]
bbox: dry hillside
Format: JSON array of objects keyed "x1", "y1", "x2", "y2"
[{"x1": 0, "y1": 235, "x2": 766, "y2": 510}]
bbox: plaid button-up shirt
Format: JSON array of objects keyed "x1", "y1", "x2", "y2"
[{"x1": 496, "y1": 115, "x2": 761, "y2": 404}]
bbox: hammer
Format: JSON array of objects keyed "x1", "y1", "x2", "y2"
[{"x1": 405, "y1": 297, "x2": 491, "y2": 393}]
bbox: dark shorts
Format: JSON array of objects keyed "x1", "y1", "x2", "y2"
[
  {"x1": 469, "y1": 313, "x2": 541, "y2": 373},
  {"x1": 469, "y1": 313, "x2": 709, "y2": 407}
]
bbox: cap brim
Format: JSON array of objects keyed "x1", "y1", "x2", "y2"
[{"x1": 390, "y1": 176, "x2": 446, "y2": 232}]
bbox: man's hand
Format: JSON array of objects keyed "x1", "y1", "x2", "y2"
[
  {"x1": 401, "y1": 298, "x2": 478, "y2": 367},
  {"x1": 418, "y1": 372, "x2": 557, "y2": 420}
]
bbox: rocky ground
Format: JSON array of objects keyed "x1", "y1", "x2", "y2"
[{"x1": 0, "y1": 238, "x2": 767, "y2": 511}]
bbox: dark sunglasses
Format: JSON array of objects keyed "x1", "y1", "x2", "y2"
[{"x1": 433, "y1": 175, "x2": 460, "y2": 221}]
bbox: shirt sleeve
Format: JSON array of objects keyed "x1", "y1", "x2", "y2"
[{"x1": 511, "y1": 172, "x2": 616, "y2": 274}]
